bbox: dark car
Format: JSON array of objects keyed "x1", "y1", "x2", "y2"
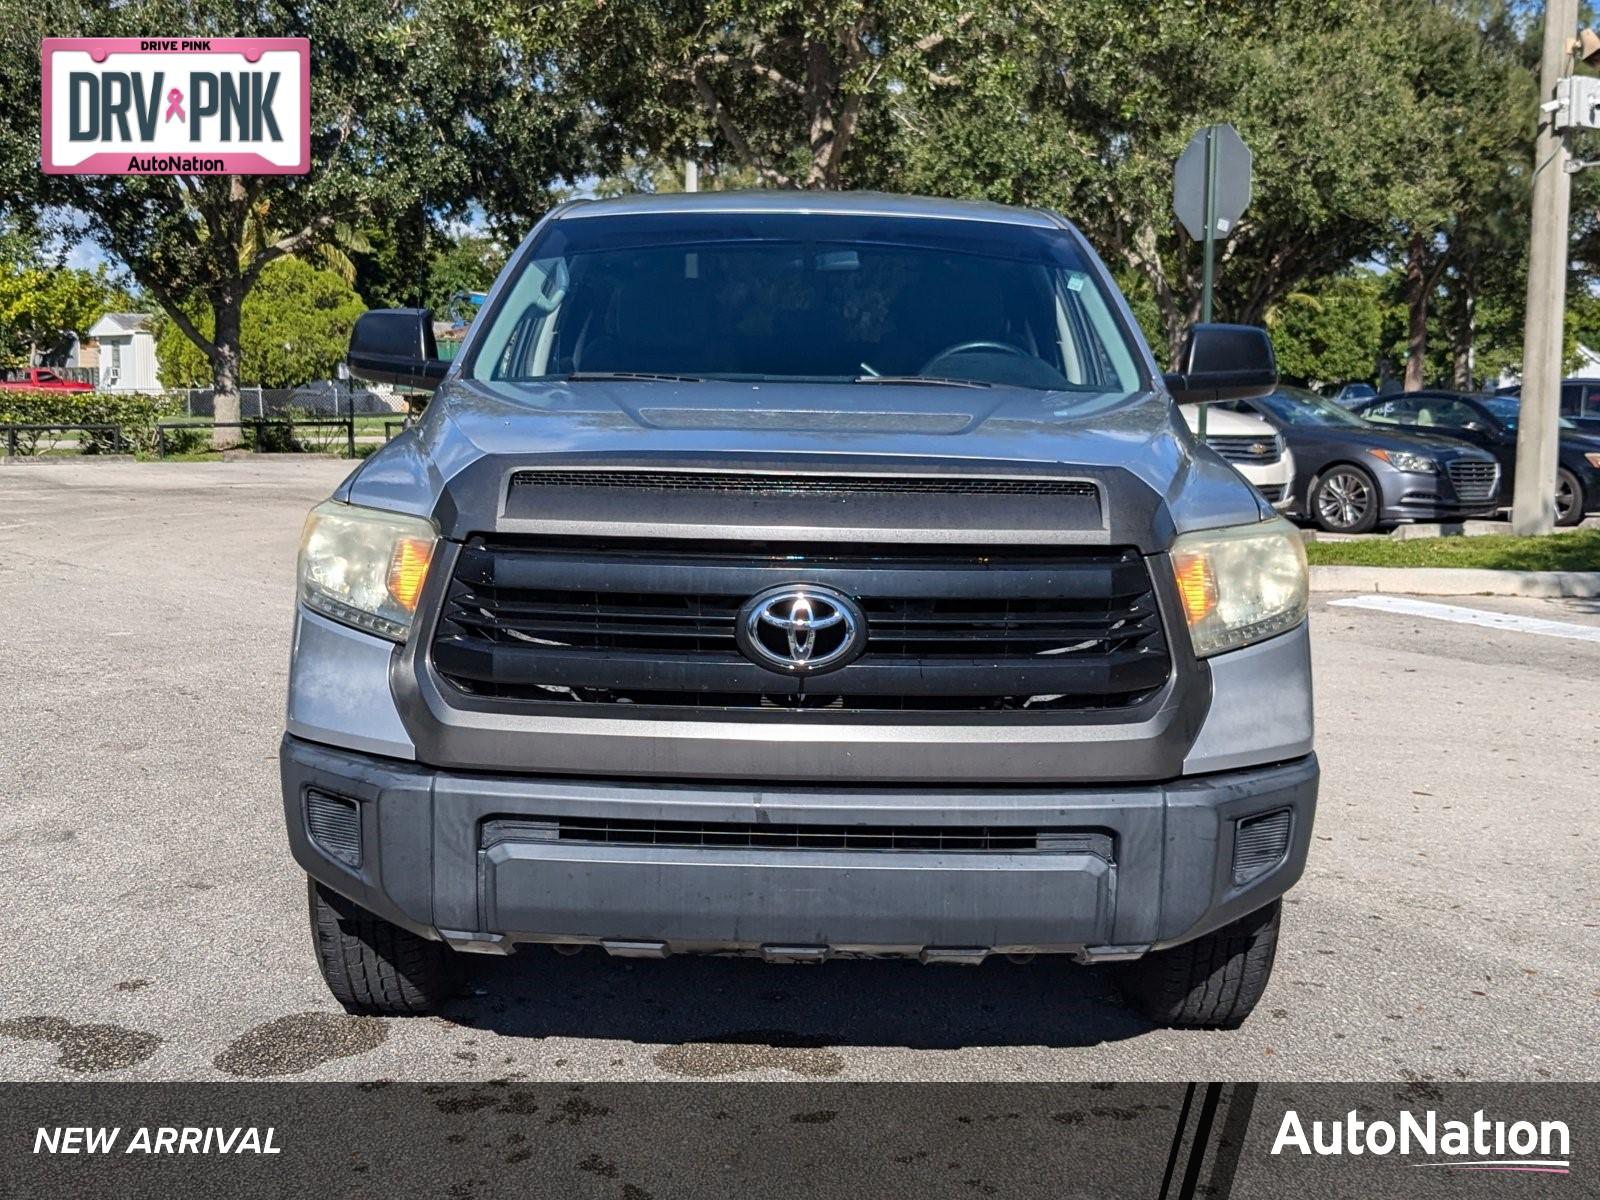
[
  {"x1": 1353, "y1": 390, "x2": 1600, "y2": 525},
  {"x1": 1319, "y1": 381, "x2": 1378, "y2": 409},
  {"x1": 1226, "y1": 386, "x2": 1501, "y2": 533},
  {"x1": 1496, "y1": 378, "x2": 1600, "y2": 435}
]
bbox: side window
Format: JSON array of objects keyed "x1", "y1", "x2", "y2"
[
  {"x1": 1419, "y1": 399, "x2": 1480, "y2": 429},
  {"x1": 1560, "y1": 383, "x2": 1582, "y2": 417},
  {"x1": 1363, "y1": 399, "x2": 1413, "y2": 424},
  {"x1": 1582, "y1": 384, "x2": 1600, "y2": 419}
]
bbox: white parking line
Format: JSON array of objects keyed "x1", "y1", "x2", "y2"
[{"x1": 1328, "y1": 594, "x2": 1600, "y2": 643}]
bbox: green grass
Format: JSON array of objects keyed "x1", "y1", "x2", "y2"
[{"x1": 1305, "y1": 528, "x2": 1600, "y2": 571}]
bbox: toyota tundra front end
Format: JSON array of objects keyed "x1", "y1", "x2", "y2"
[{"x1": 282, "y1": 192, "x2": 1317, "y2": 1028}]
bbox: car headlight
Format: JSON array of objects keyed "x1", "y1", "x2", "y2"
[
  {"x1": 297, "y1": 501, "x2": 438, "y2": 641},
  {"x1": 1170, "y1": 517, "x2": 1309, "y2": 658},
  {"x1": 1585, "y1": 452, "x2": 1600, "y2": 469},
  {"x1": 1368, "y1": 448, "x2": 1436, "y2": 473}
]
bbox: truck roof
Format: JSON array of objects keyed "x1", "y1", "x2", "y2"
[{"x1": 556, "y1": 189, "x2": 1062, "y2": 229}]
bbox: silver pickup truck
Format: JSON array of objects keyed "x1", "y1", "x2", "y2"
[{"x1": 282, "y1": 192, "x2": 1316, "y2": 1029}]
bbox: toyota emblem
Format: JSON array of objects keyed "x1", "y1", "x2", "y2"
[{"x1": 735, "y1": 585, "x2": 866, "y2": 675}]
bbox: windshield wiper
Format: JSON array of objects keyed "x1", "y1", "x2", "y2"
[
  {"x1": 565, "y1": 370, "x2": 704, "y2": 383},
  {"x1": 853, "y1": 374, "x2": 993, "y2": 389}
]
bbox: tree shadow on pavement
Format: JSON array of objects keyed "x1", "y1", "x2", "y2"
[{"x1": 437, "y1": 948, "x2": 1154, "y2": 1054}]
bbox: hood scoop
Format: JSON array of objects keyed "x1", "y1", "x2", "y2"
[
  {"x1": 508, "y1": 467, "x2": 1099, "y2": 498},
  {"x1": 495, "y1": 460, "x2": 1110, "y2": 541},
  {"x1": 635, "y1": 407, "x2": 973, "y2": 435}
]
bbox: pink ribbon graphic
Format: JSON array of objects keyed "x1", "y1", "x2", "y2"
[{"x1": 164, "y1": 88, "x2": 185, "y2": 123}]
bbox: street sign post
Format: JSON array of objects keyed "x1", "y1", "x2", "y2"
[
  {"x1": 1174, "y1": 123, "x2": 1252, "y2": 322},
  {"x1": 1174, "y1": 124, "x2": 1252, "y2": 438}
]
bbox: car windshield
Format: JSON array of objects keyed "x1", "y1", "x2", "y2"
[
  {"x1": 1257, "y1": 387, "x2": 1369, "y2": 427},
  {"x1": 1480, "y1": 395, "x2": 1519, "y2": 427},
  {"x1": 1478, "y1": 394, "x2": 1576, "y2": 431},
  {"x1": 466, "y1": 212, "x2": 1145, "y2": 394}
]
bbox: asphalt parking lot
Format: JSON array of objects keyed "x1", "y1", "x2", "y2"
[{"x1": 1, "y1": 459, "x2": 1596, "y2": 1082}]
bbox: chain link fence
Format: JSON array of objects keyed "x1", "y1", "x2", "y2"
[
  {"x1": 173, "y1": 380, "x2": 410, "y2": 419},
  {"x1": 2, "y1": 377, "x2": 419, "y2": 459}
]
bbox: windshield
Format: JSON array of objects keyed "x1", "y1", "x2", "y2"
[
  {"x1": 1480, "y1": 395, "x2": 1519, "y2": 427},
  {"x1": 1478, "y1": 394, "x2": 1576, "y2": 431},
  {"x1": 1257, "y1": 386, "x2": 1369, "y2": 428},
  {"x1": 466, "y1": 212, "x2": 1145, "y2": 393}
]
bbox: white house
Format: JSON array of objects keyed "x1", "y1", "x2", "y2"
[{"x1": 86, "y1": 313, "x2": 161, "y2": 393}]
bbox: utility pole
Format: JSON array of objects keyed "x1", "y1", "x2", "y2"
[
  {"x1": 1512, "y1": 0, "x2": 1577, "y2": 535},
  {"x1": 684, "y1": 158, "x2": 699, "y2": 193},
  {"x1": 1201, "y1": 125, "x2": 1217, "y2": 324}
]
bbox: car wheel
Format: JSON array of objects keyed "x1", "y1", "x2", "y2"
[
  {"x1": 307, "y1": 878, "x2": 459, "y2": 1016},
  {"x1": 1311, "y1": 465, "x2": 1380, "y2": 533},
  {"x1": 1116, "y1": 900, "x2": 1282, "y2": 1029},
  {"x1": 1555, "y1": 468, "x2": 1586, "y2": 527}
]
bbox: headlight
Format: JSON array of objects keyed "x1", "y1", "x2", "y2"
[
  {"x1": 1170, "y1": 518, "x2": 1309, "y2": 658},
  {"x1": 1368, "y1": 447, "x2": 1436, "y2": 473},
  {"x1": 297, "y1": 501, "x2": 438, "y2": 641},
  {"x1": 1585, "y1": 452, "x2": 1600, "y2": 469}
]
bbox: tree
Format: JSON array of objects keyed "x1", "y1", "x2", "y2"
[
  {"x1": 1373, "y1": 1, "x2": 1531, "y2": 390},
  {"x1": 0, "y1": 263, "x2": 127, "y2": 366},
  {"x1": 0, "y1": 0, "x2": 587, "y2": 445},
  {"x1": 153, "y1": 258, "x2": 365, "y2": 389},
  {"x1": 517, "y1": 0, "x2": 983, "y2": 192},
  {"x1": 1266, "y1": 272, "x2": 1388, "y2": 387},
  {"x1": 422, "y1": 233, "x2": 508, "y2": 315},
  {"x1": 891, "y1": 0, "x2": 1447, "y2": 363}
]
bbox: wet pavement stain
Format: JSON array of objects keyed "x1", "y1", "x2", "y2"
[
  {"x1": 546, "y1": 1092, "x2": 611, "y2": 1126},
  {"x1": 653, "y1": 1030, "x2": 845, "y2": 1078},
  {"x1": 789, "y1": 1110, "x2": 837, "y2": 1124},
  {"x1": 0, "y1": 823, "x2": 75, "y2": 847},
  {"x1": 213, "y1": 1012, "x2": 387, "y2": 1077},
  {"x1": 114, "y1": 978, "x2": 152, "y2": 993},
  {"x1": 0, "y1": 1015, "x2": 160, "y2": 1072}
]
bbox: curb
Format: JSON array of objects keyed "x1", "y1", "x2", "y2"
[{"x1": 1311, "y1": 565, "x2": 1600, "y2": 598}]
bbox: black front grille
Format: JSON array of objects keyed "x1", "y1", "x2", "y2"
[
  {"x1": 432, "y1": 537, "x2": 1171, "y2": 716},
  {"x1": 509, "y1": 469, "x2": 1098, "y2": 498},
  {"x1": 482, "y1": 816, "x2": 1114, "y2": 857},
  {"x1": 1205, "y1": 434, "x2": 1283, "y2": 465},
  {"x1": 1254, "y1": 483, "x2": 1287, "y2": 503},
  {"x1": 1445, "y1": 459, "x2": 1499, "y2": 502}
]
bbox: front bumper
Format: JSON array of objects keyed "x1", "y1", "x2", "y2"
[
  {"x1": 281, "y1": 735, "x2": 1318, "y2": 962},
  {"x1": 1377, "y1": 466, "x2": 1501, "y2": 522}
]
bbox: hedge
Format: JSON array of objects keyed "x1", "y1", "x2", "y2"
[{"x1": 0, "y1": 391, "x2": 185, "y2": 456}]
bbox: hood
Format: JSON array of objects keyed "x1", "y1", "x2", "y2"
[
  {"x1": 1560, "y1": 428, "x2": 1600, "y2": 454},
  {"x1": 342, "y1": 377, "x2": 1273, "y2": 547},
  {"x1": 1275, "y1": 421, "x2": 1488, "y2": 458}
]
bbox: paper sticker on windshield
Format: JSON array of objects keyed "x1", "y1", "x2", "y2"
[{"x1": 1065, "y1": 273, "x2": 1087, "y2": 292}]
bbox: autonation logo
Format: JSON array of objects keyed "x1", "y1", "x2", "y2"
[{"x1": 1273, "y1": 1108, "x2": 1571, "y2": 1174}]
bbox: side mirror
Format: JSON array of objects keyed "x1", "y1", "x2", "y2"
[
  {"x1": 347, "y1": 308, "x2": 449, "y2": 391},
  {"x1": 1164, "y1": 323, "x2": 1277, "y2": 404}
]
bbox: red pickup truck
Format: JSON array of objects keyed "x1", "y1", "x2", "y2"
[{"x1": 0, "y1": 367, "x2": 94, "y2": 393}]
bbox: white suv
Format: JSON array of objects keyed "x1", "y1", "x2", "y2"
[{"x1": 1181, "y1": 403, "x2": 1295, "y2": 509}]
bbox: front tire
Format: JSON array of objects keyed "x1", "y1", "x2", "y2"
[
  {"x1": 307, "y1": 879, "x2": 458, "y2": 1016},
  {"x1": 1311, "y1": 465, "x2": 1381, "y2": 533},
  {"x1": 1556, "y1": 468, "x2": 1586, "y2": 527},
  {"x1": 1116, "y1": 900, "x2": 1281, "y2": 1029}
]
